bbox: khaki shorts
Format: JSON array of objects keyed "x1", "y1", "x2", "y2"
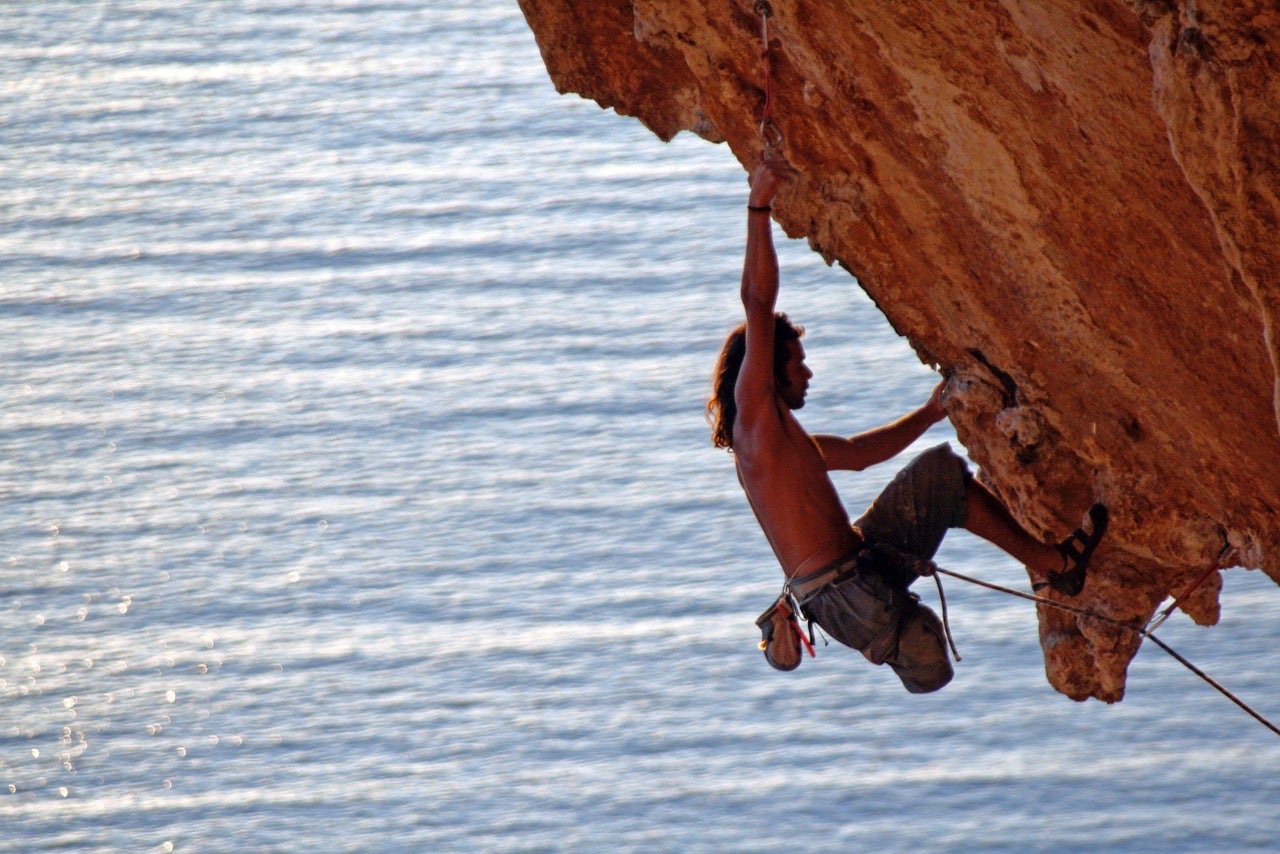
[
  {"x1": 853, "y1": 442, "x2": 969, "y2": 582},
  {"x1": 801, "y1": 443, "x2": 969, "y2": 693}
]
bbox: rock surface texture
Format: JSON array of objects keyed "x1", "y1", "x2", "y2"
[{"x1": 518, "y1": 0, "x2": 1280, "y2": 702}]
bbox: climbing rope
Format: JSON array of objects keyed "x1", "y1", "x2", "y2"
[
  {"x1": 1144, "y1": 543, "x2": 1230, "y2": 633},
  {"x1": 754, "y1": 0, "x2": 783, "y2": 158},
  {"x1": 933, "y1": 565, "x2": 1280, "y2": 738}
]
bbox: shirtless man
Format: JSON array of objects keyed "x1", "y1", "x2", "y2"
[{"x1": 708, "y1": 161, "x2": 1107, "y2": 692}]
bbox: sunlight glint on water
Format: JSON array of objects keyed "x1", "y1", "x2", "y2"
[{"x1": 2, "y1": 1, "x2": 1279, "y2": 850}]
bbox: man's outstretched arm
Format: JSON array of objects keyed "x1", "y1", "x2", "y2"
[
  {"x1": 735, "y1": 162, "x2": 784, "y2": 421},
  {"x1": 815, "y1": 381, "x2": 948, "y2": 471}
]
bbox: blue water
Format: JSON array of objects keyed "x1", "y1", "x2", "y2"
[{"x1": 3, "y1": 1, "x2": 1279, "y2": 850}]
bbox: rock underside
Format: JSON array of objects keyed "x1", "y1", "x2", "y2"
[{"x1": 518, "y1": 0, "x2": 1280, "y2": 702}]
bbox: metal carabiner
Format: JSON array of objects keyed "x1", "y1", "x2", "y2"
[{"x1": 760, "y1": 118, "x2": 784, "y2": 158}]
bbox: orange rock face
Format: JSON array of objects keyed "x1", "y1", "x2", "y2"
[{"x1": 519, "y1": 0, "x2": 1280, "y2": 702}]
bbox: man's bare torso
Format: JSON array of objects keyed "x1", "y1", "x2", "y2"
[{"x1": 734, "y1": 402, "x2": 862, "y2": 578}]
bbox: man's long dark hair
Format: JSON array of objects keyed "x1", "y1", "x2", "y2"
[{"x1": 707, "y1": 313, "x2": 804, "y2": 450}]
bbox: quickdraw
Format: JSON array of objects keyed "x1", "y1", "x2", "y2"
[
  {"x1": 1144, "y1": 543, "x2": 1231, "y2": 633},
  {"x1": 754, "y1": 0, "x2": 783, "y2": 158}
]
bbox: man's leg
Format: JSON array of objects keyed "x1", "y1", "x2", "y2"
[
  {"x1": 855, "y1": 443, "x2": 968, "y2": 562},
  {"x1": 963, "y1": 478, "x2": 1062, "y2": 582}
]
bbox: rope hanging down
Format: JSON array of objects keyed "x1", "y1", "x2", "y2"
[
  {"x1": 754, "y1": 0, "x2": 783, "y2": 157},
  {"x1": 933, "y1": 565, "x2": 1280, "y2": 739}
]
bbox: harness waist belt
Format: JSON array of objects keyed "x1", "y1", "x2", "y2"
[{"x1": 788, "y1": 552, "x2": 863, "y2": 601}]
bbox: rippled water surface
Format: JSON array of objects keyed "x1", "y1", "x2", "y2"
[{"x1": 3, "y1": 1, "x2": 1280, "y2": 850}]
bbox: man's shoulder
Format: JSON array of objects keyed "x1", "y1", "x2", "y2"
[{"x1": 734, "y1": 404, "x2": 810, "y2": 458}]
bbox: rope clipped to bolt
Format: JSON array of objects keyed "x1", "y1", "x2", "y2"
[
  {"x1": 1144, "y1": 543, "x2": 1230, "y2": 634},
  {"x1": 754, "y1": 0, "x2": 783, "y2": 158}
]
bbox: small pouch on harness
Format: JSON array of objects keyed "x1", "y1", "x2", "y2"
[{"x1": 755, "y1": 594, "x2": 814, "y2": 672}]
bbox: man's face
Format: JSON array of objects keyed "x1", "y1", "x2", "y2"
[{"x1": 779, "y1": 338, "x2": 812, "y2": 410}]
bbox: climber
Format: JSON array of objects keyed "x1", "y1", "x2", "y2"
[{"x1": 708, "y1": 159, "x2": 1108, "y2": 693}]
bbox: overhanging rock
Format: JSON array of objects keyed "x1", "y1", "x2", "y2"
[{"x1": 519, "y1": 0, "x2": 1280, "y2": 702}]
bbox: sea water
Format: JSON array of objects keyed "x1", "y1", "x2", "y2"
[{"x1": 3, "y1": 1, "x2": 1279, "y2": 851}]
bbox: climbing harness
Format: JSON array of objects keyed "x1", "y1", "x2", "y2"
[
  {"x1": 754, "y1": 0, "x2": 783, "y2": 158},
  {"x1": 932, "y1": 565, "x2": 1280, "y2": 739}
]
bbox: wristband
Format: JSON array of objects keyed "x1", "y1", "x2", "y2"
[{"x1": 747, "y1": 205, "x2": 772, "y2": 212}]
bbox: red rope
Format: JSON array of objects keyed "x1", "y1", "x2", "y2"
[
  {"x1": 1145, "y1": 544, "x2": 1230, "y2": 633},
  {"x1": 758, "y1": 6, "x2": 773, "y2": 124}
]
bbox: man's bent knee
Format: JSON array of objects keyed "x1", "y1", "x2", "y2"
[{"x1": 887, "y1": 603, "x2": 954, "y2": 694}]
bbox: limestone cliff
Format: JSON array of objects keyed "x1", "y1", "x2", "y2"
[{"x1": 518, "y1": 0, "x2": 1280, "y2": 702}]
